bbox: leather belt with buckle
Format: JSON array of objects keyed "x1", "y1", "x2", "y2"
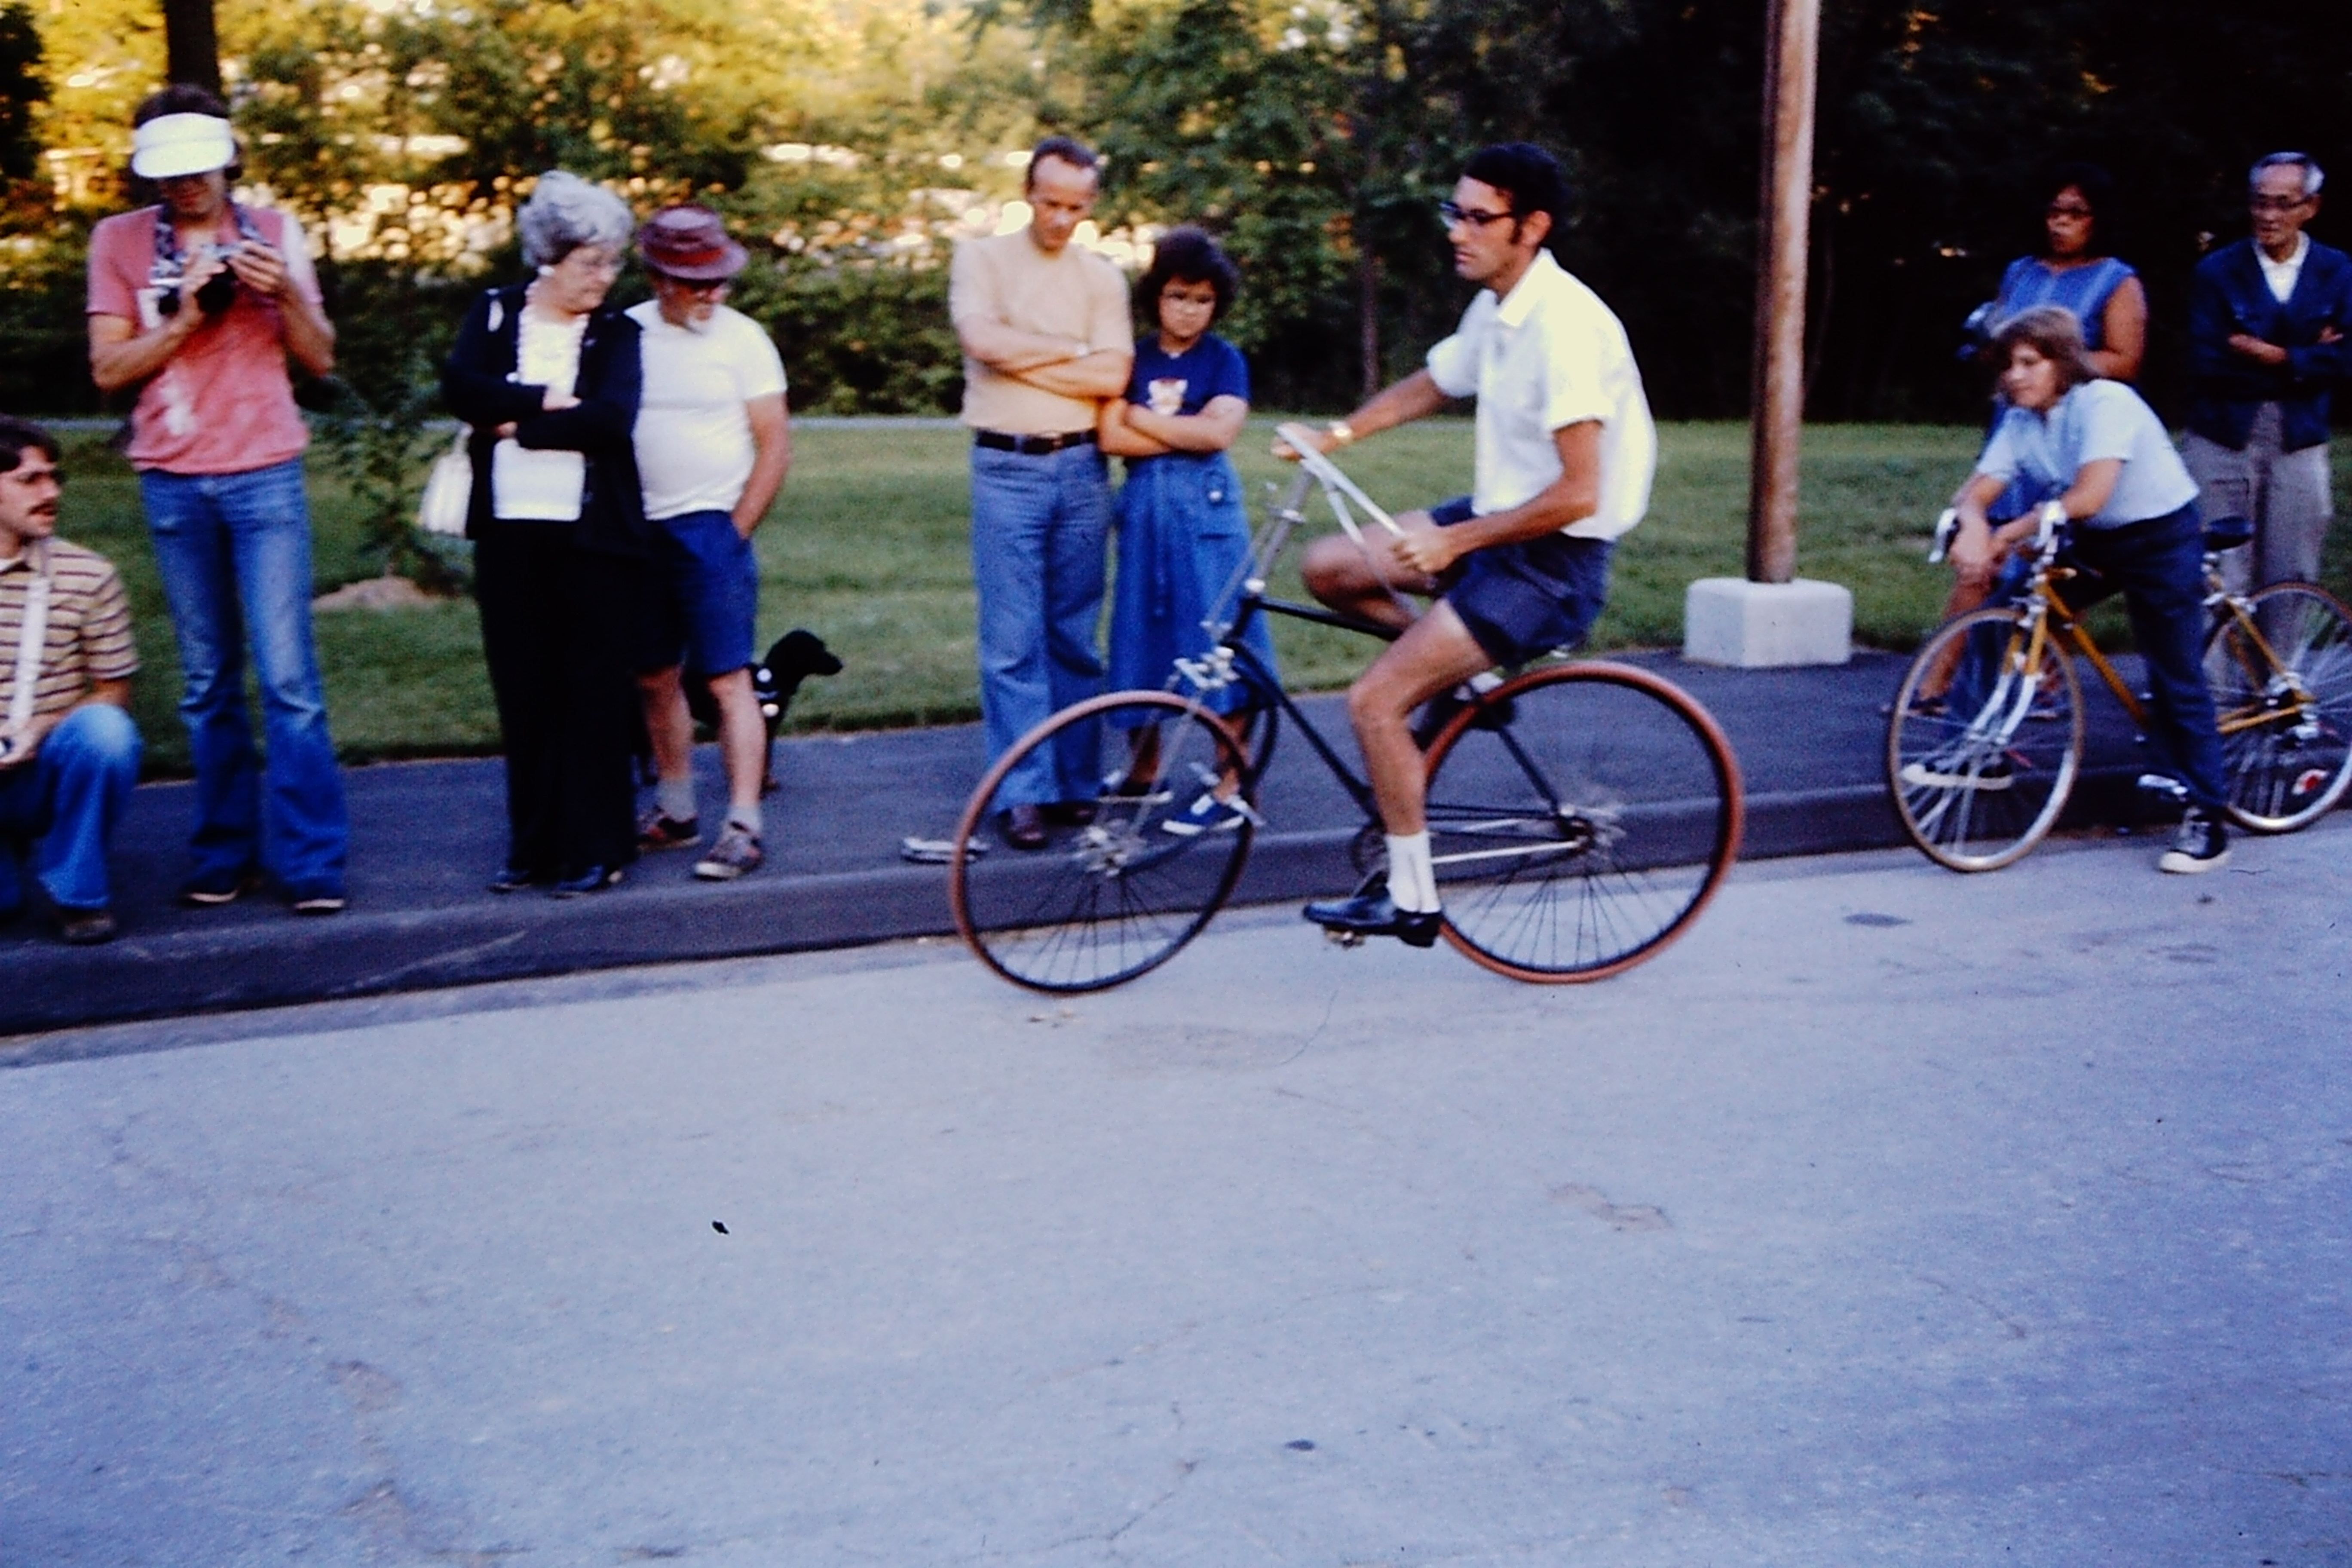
[{"x1": 973, "y1": 429, "x2": 1096, "y2": 455}]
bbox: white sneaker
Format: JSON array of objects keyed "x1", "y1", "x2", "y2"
[{"x1": 1899, "y1": 756, "x2": 2013, "y2": 791}]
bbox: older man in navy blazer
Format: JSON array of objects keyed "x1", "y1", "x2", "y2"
[{"x1": 2183, "y1": 151, "x2": 2352, "y2": 595}]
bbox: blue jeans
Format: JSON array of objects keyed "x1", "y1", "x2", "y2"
[
  {"x1": 970, "y1": 443, "x2": 1112, "y2": 808},
  {"x1": 140, "y1": 459, "x2": 349, "y2": 895},
  {"x1": 1966, "y1": 504, "x2": 2227, "y2": 812},
  {"x1": 0, "y1": 704, "x2": 142, "y2": 913}
]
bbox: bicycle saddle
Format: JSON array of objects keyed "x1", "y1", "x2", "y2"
[{"x1": 2202, "y1": 514, "x2": 2254, "y2": 552}]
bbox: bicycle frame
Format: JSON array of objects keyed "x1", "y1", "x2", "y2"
[{"x1": 1936, "y1": 506, "x2": 2311, "y2": 746}]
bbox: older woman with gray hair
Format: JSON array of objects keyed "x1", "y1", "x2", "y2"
[{"x1": 443, "y1": 170, "x2": 654, "y2": 896}]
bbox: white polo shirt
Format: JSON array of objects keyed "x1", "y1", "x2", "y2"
[{"x1": 1424, "y1": 249, "x2": 1656, "y2": 541}]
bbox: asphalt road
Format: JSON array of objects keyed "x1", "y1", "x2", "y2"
[{"x1": 5, "y1": 826, "x2": 2348, "y2": 1565}]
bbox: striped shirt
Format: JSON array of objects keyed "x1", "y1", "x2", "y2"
[{"x1": 0, "y1": 539, "x2": 139, "y2": 724}]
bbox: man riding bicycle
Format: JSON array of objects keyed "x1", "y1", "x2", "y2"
[{"x1": 1282, "y1": 142, "x2": 1657, "y2": 946}]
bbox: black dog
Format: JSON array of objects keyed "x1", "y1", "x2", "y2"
[{"x1": 680, "y1": 629, "x2": 844, "y2": 794}]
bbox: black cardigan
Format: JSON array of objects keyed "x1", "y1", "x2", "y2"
[{"x1": 441, "y1": 282, "x2": 652, "y2": 557}]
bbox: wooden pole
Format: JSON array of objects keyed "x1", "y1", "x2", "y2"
[
  {"x1": 1746, "y1": 0, "x2": 1820, "y2": 585},
  {"x1": 162, "y1": 0, "x2": 221, "y2": 96}
]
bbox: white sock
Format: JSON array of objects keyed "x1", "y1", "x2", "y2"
[
  {"x1": 658, "y1": 776, "x2": 698, "y2": 823},
  {"x1": 1384, "y1": 831, "x2": 1441, "y2": 913},
  {"x1": 1467, "y1": 670, "x2": 1505, "y2": 695},
  {"x1": 726, "y1": 802, "x2": 763, "y2": 836}
]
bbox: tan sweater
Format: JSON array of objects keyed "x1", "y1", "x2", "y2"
[{"x1": 949, "y1": 230, "x2": 1132, "y2": 436}]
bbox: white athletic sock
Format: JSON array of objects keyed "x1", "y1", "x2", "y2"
[
  {"x1": 726, "y1": 802, "x2": 763, "y2": 836},
  {"x1": 658, "y1": 775, "x2": 698, "y2": 823},
  {"x1": 1384, "y1": 831, "x2": 1441, "y2": 913},
  {"x1": 1467, "y1": 670, "x2": 1505, "y2": 695}
]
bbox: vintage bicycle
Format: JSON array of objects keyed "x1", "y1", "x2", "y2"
[
  {"x1": 1886, "y1": 506, "x2": 2352, "y2": 871},
  {"x1": 948, "y1": 425, "x2": 1745, "y2": 993}
]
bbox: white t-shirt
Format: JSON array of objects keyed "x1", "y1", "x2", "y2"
[
  {"x1": 1974, "y1": 379, "x2": 2199, "y2": 529},
  {"x1": 627, "y1": 301, "x2": 788, "y2": 522},
  {"x1": 1424, "y1": 249, "x2": 1657, "y2": 541},
  {"x1": 490, "y1": 306, "x2": 588, "y2": 521}
]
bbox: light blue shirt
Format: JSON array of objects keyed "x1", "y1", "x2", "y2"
[{"x1": 1974, "y1": 379, "x2": 2198, "y2": 529}]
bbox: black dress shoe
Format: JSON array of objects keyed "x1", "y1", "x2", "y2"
[
  {"x1": 549, "y1": 865, "x2": 625, "y2": 898},
  {"x1": 998, "y1": 804, "x2": 1049, "y2": 850},
  {"x1": 1040, "y1": 799, "x2": 1099, "y2": 827},
  {"x1": 1302, "y1": 889, "x2": 1442, "y2": 948}
]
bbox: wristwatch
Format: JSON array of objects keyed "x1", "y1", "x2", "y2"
[{"x1": 1326, "y1": 420, "x2": 1356, "y2": 448}]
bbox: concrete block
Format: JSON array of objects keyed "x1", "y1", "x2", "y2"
[{"x1": 1682, "y1": 576, "x2": 1853, "y2": 668}]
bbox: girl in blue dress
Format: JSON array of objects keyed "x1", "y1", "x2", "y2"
[{"x1": 1097, "y1": 227, "x2": 1274, "y2": 833}]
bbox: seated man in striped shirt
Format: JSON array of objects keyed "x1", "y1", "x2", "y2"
[{"x1": 0, "y1": 416, "x2": 143, "y2": 944}]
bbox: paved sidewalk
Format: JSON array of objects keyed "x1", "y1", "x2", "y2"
[{"x1": 2, "y1": 649, "x2": 2188, "y2": 1035}]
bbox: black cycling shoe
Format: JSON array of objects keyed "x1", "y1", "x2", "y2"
[{"x1": 1303, "y1": 890, "x2": 1442, "y2": 948}]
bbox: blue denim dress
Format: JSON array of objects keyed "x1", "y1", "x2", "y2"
[{"x1": 1108, "y1": 448, "x2": 1275, "y2": 719}]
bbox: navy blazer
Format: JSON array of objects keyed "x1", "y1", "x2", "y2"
[
  {"x1": 2186, "y1": 236, "x2": 2352, "y2": 453},
  {"x1": 441, "y1": 282, "x2": 653, "y2": 558}
]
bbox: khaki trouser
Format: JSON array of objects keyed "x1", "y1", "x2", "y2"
[{"x1": 2181, "y1": 401, "x2": 2333, "y2": 596}]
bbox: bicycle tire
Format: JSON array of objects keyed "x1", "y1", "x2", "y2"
[
  {"x1": 2203, "y1": 581, "x2": 2352, "y2": 833},
  {"x1": 1886, "y1": 606, "x2": 2084, "y2": 871},
  {"x1": 950, "y1": 690, "x2": 1255, "y2": 993},
  {"x1": 1419, "y1": 662, "x2": 1743, "y2": 982}
]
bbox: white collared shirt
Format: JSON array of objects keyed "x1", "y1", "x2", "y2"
[
  {"x1": 1424, "y1": 249, "x2": 1656, "y2": 540},
  {"x1": 2258, "y1": 231, "x2": 2310, "y2": 304}
]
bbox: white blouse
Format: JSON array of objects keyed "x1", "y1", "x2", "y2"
[{"x1": 490, "y1": 305, "x2": 590, "y2": 521}]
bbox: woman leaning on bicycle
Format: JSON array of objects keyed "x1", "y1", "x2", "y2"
[{"x1": 1945, "y1": 303, "x2": 2232, "y2": 873}]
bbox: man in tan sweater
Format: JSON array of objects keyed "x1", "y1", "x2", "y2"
[{"x1": 950, "y1": 135, "x2": 1133, "y2": 849}]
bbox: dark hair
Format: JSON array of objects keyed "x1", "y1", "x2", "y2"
[
  {"x1": 1139, "y1": 226, "x2": 1240, "y2": 322},
  {"x1": 0, "y1": 415, "x2": 60, "y2": 471},
  {"x1": 1026, "y1": 135, "x2": 1099, "y2": 190},
  {"x1": 1991, "y1": 305, "x2": 2098, "y2": 391},
  {"x1": 133, "y1": 83, "x2": 231, "y2": 127},
  {"x1": 129, "y1": 83, "x2": 242, "y2": 186},
  {"x1": 2042, "y1": 161, "x2": 2113, "y2": 219},
  {"x1": 1460, "y1": 143, "x2": 1573, "y2": 245}
]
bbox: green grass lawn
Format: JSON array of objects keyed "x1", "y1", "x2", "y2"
[{"x1": 50, "y1": 422, "x2": 2352, "y2": 777}]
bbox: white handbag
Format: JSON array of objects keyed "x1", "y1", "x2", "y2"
[{"x1": 416, "y1": 427, "x2": 472, "y2": 537}]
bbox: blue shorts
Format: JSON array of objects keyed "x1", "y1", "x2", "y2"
[
  {"x1": 1427, "y1": 495, "x2": 1613, "y2": 667},
  {"x1": 644, "y1": 509, "x2": 759, "y2": 677}
]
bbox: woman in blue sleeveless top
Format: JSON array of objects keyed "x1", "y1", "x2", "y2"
[
  {"x1": 1956, "y1": 163, "x2": 2150, "y2": 605},
  {"x1": 1981, "y1": 162, "x2": 2147, "y2": 381},
  {"x1": 1097, "y1": 228, "x2": 1274, "y2": 831}
]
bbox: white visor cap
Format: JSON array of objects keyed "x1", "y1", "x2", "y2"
[{"x1": 131, "y1": 112, "x2": 236, "y2": 179}]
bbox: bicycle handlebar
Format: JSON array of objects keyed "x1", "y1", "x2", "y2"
[
  {"x1": 1926, "y1": 508, "x2": 1958, "y2": 564},
  {"x1": 1271, "y1": 422, "x2": 1405, "y2": 538},
  {"x1": 1923, "y1": 500, "x2": 2067, "y2": 567}
]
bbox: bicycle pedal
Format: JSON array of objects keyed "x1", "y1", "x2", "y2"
[
  {"x1": 2135, "y1": 773, "x2": 2190, "y2": 802},
  {"x1": 1322, "y1": 925, "x2": 1366, "y2": 949}
]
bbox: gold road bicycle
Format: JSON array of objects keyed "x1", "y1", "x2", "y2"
[{"x1": 1887, "y1": 508, "x2": 2352, "y2": 870}]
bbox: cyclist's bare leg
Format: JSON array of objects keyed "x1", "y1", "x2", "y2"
[
  {"x1": 1349, "y1": 600, "x2": 1492, "y2": 835},
  {"x1": 1301, "y1": 510, "x2": 1442, "y2": 631}
]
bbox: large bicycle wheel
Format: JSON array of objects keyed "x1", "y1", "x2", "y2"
[
  {"x1": 1887, "y1": 606, "x2": 2084, "y2": 871},
  {"x1": 2203, "y1": 582, "x2": 2352, "y2": 832},
  {"x1": 1419, "y1": 662, "x2": 1743, "y2": 982},
  {"x1": 950, "y1": 690, "x2": 1255, "y2": 992}
]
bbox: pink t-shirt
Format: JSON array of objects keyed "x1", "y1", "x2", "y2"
[{"x1": 86, "y1": 204, "x2": 320, "y2": 475}]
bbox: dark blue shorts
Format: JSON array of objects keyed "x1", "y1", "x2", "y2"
[
  {"x1": 644, "y1": 509, "x2": 759, "y2": 677},
  {"x1": 1427, "y1": 495, "x2": 1614, "y2": 667}
]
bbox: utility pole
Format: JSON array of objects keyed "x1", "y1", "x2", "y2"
[
  {"x1": 1745, "y1": 0, "x2": 1819, "y2": 586},
  {"x1": 162, "y1": 0, "x2": 221, "y2": 97},
  {"x1": 1682, "y1": 0, "x2": 1850, "y2": 667}
]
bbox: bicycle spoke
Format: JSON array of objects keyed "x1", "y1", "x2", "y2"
[{"x1": 1423, "y1": 665, "x2": 1740, "y2": 981}]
